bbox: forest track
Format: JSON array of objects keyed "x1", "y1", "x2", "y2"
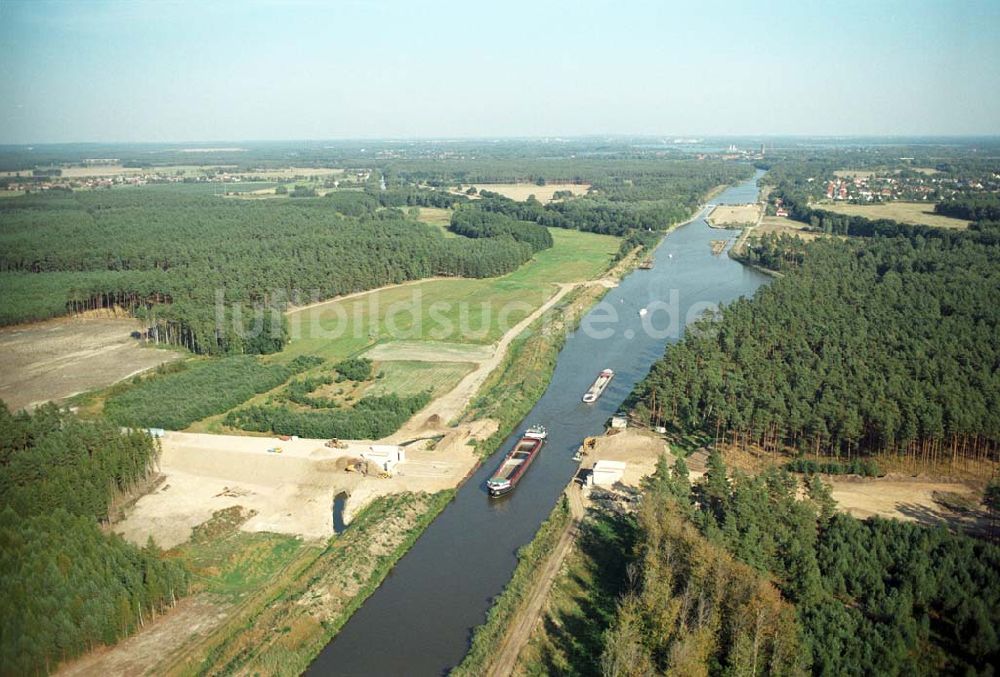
[
  {"x1": 486, "y1": 486, "x2": 585, "y2": 677},
  {"x1": 284, "y1": 276, "x2": 459, "y2": 316}
]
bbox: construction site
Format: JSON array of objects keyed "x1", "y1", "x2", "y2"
[{"x1": 116, "y1": 421, "x2": 495, "y2": 549}]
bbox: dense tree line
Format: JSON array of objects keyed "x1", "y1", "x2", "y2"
[
  {"x1": 103, "y1": 355, "x2": 321, "y2": 430},
  {"x1": 387, "y1": 159, "x2": 749, "y2": 239},
  {"x1": 935, "y1": 194, "x2": 1000, "y2": 222},
  {"x1": 634, "y1": 234, "x2": 1000, "y2": 465},
  {"x1": 601, "y1": 456, "x2": 804, "y2": 675},
  {"x1": 0, "y1": 404, "x2": 189, "y2": 674},
  {"x1": 385, "y1": 158, "x2": 748, "y2": 192},
  {"x1": 0, "y1": 403, "x2": 163, "y2": 519},
  {"x1": 662, "y1": 451, "x2": 1000, "y2": 674},
  {"x1": 223, "y1": 392, "x2": 430, "y2": 440},
  {"x1": 736, "y1": 232, "x2": 808, "y2": 271},
  {"x1": 376, "y1": 187, "x2": 465, "y2": 209},
  {"x1": 0, "y1": 186, "x2": 535, "y2": 353},
  {"x1": 449, "y1": 206, "x2": 553, "y2": 251},
  {"x1": 474, "y1": 193, "x2": 698, "y2": 237}
]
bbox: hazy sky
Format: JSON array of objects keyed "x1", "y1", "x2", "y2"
[{"x1": 1, "y1": 0, "x2": 998, "y2": 143}]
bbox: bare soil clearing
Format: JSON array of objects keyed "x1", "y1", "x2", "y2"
[
  {"x1": 829, "y1": 476, "x2": 988, "y2": 532},
  {"x1": 114, "y1": 425, "x2": 490, "y2": 549},
  {"x1": 579, "y1": 428, "x2": 669, "y2": 486},
  {"x1": 57, "y1": 595, "x2": 231, "y2": 677},
  {"x1": 0, "y1": 316, "x2": 181, "y2": 411},
  {"x1": 116, "y1": 281, "x2": 574, "y2": 549}
]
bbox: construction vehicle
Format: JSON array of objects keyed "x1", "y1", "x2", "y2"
[
  {"x1": 574, "y1": 437, "x2": 597, "y2": 462},
  {"x1": 340, "y1": 457, "x2": 367, "y2": 474}
]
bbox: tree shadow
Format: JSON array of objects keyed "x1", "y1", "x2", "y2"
[
  {"x1": 895, "y1": 501, "x2": 992, "y2": 539},
  {"x1": 531, "y1": 509, "x2": 638, "y2": 676}
]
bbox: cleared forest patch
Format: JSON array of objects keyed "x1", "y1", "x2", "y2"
[
  {"x1": 829, "y1": 476, "x2": 988, "y2": 533},
  {"x1": 756, "y1": 215, "x2": 823, "y2": 240},
  {"x1": 0, "y1": 316, "x2": 181, "y2": 411}
]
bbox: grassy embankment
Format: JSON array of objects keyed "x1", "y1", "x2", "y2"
[
  {"x1": 165, "y1": 490, "x2": 455, "y2": 676},
  {"x1": 461, "y1": 279, "x2": 611, "y2": 456},
  {"x1": 451, "y1": 497, "x2": 572, "y2": 676},
  {"x1": 514, "y1": 510, "x2": 639, "y2": 676}
]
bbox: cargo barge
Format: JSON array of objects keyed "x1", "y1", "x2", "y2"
[
  {"x1": 486, "y1": 425, "x2": 547, "y2": 497},
  {"x1": 582, "y1": 368, "x2": 614, "y2": 403}
]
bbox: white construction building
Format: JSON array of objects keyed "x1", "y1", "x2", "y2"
[
  {"x1": 589, "y1": 460, "x2": 626, "y2": 487},
  {"x1": 361, "y1": 445, "x2": 406, "y2": 473}
]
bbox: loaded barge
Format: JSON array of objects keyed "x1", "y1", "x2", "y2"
[
  {"x1": 486, "y1": 425, "x2": 547, "y2": 497},
  {"x1": 582, "y1": 368, "x2": 614, "y2": 403}
]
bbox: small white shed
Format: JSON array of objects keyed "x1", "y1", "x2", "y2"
[
  {"x1": 610, "y1": 415, "x2": 628, "y2": 430},
  {"x1": 589, "y1": 460, "x2": 626, "y2": 487},
  {"x1": 361, "y1": 445, "x2": 406, "y2": 472}
]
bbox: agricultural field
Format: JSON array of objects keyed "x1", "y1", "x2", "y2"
[
  {"x1": 818, "y1": 200, "x2": 970, "y2": 229},
  {"x1": 460, "y1": 182, "x2": 590, "y2": 202},
  {"x1": 0, "y1": 315, "x2": 181, "y2": 412},
  {"x1": 282, "y1": 226, "x2": 618, "y2": 362},
  {"x1": 366, "y1": 361, "x2": 476, "y2": 399},
  {"x1": 707, "y1": 202, "x2": 762, "y2": 227}
]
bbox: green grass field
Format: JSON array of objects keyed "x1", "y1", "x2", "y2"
[
  {"x1": 115, "y1": 227, "x2": 615, "y2": 434},
  {"x1": 281, "y1": 227, "x2": 617, "y2": 362},
  {"x1": 168, "y1": 507, "x2": 307, "y2": 601},
  {"x1": 367, "y1": 360, "x2": 475, "y2": 399},
  {"x1": 817, "y1": 201, "x2": 969, "y2": 229},
  {"x1": 410, "y1": 206, "x2": 456, "y2": 236}
]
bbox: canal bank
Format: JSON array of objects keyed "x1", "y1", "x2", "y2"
[{"x1": 307, "y1": 171, "x2": 771, "y2": 676}]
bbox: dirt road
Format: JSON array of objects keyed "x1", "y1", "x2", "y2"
[
  {"x1": 57, "y1": 596, "x2": 231, "y2": 677},
  {"x1": 389, "y1": 282, "x2": 577, "y2": 438},
  {"x1": 487, "y1": 486, "x2": 586, "y2": 677}
]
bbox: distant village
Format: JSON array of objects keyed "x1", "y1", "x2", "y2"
[
  {"x1": 0, "y1": 160, "x2": 366, "y2": 194},
  {"x1": 819, "y1": 170, "x2": 997, "y2": 204}
]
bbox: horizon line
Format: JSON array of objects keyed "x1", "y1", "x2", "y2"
[{"x1": 3, "y1": 132, "x2": 1000, "y2": 148}]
